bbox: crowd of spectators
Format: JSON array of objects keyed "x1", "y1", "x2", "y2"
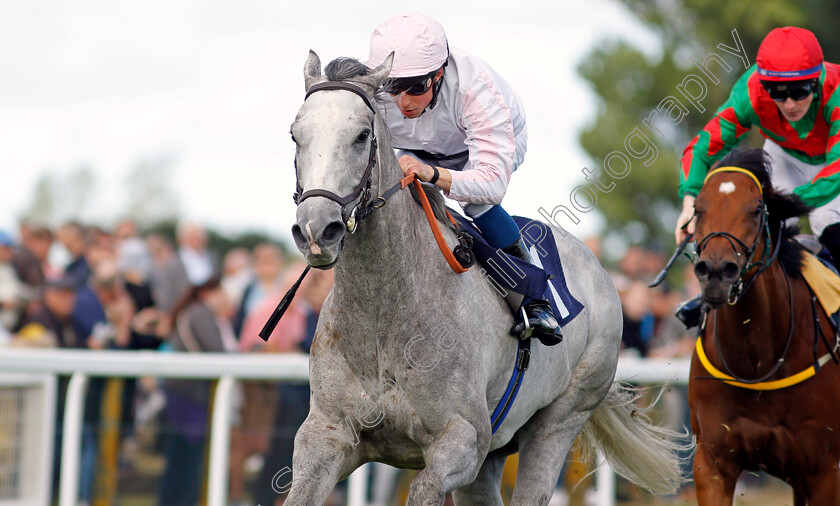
[{"x1": 0, "y1": 219, "x2": 333, "y2": 506}]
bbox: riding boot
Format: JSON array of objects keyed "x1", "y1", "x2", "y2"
[
  {"x1": 820, "y1": 223, "x2": 840, "y2": 269},
  {"x1": 675, "y1": 295, "x2": 706, "y2": 329},
  {"x1": 502, "y1": 238, "x2": 564, "y2": 346}
]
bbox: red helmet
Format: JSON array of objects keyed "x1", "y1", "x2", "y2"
[{"x1": 757, "y1": 27, "x2": 823, "y2": 81}]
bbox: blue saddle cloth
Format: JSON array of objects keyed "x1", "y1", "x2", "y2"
[{"x1": 451, "y1": 213, "x2": 584, "y2": 327}]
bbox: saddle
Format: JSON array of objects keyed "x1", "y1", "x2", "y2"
[
  {"x1": 801, "y1": 251, "x2": 840, "y2": 331},
  {"x1": 450, "y1": 212, "x2": 584, "y2": 327}
]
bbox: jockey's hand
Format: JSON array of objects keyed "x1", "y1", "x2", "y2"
[
  {"x1": 675, "y1": 195, "x2": 696, "y2": 245},
  {"x1": 398, "y1": 155, "x2": 452, "y2": 192},
  {"x1": 398, "y1": 155, "x2": 435, "y2": 181}
]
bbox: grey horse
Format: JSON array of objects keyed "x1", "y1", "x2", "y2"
[{"x1": 284, "y1": 50, "x2": 686, "y2": 505}]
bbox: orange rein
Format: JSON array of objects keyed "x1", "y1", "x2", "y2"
[{"x1": 398, "y1": 174, "x2": 468, "y2": 274}]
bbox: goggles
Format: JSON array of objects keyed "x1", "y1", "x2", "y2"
[
  {"x1": 383, "y1": 71, "x2": 437, "y2": 96},
  {"x1": 762, "y1": 80, "x2": 815, "y2": 102}
]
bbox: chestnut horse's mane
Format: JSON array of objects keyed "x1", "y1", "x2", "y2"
[{"x1": 713, "y1": 148, "x2": 813, "y2": 278}]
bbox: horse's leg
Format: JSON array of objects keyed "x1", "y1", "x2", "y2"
[
  {"x1": 693, "y1": 444, "x2": 738, "y2": 506},
  {"x1": 283, "y1": 415, "x2": 362, "y2": 506},
  {"x1": 509, "y1": 409, "x2": 592, "y2": 506},
  {"x1": 406, "y1": 416, "x2": 486, "y2": 505},
  {"x1": 450, "y1": 448, "x2": 508, "y2": 506}
]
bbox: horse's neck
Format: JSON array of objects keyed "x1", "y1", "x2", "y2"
[{"x1": 333, "y1": 179, "x2": 450, "y2": 313}]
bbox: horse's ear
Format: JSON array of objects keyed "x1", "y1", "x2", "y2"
[
  {"x1": 357, "y1": 52, "x2": 394, "y2": 93},
  {"x1": 304, "y1": 50, "x2": 322, "y2": 91}
]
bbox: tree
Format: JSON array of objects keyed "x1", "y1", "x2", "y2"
[
  {"x1": 577, "y1": 0, "x2": 840, "y2": 252},
  {"x1": 123, "y1": 152, "x2": 181, "y2": 227},
  {"x1": 19, "y1": 165, "x2": 97, "y2": 226}
]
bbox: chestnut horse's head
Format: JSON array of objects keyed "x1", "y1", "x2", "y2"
[{"x1": 692, "y1": 149, "x2": 811, "y2": 307}]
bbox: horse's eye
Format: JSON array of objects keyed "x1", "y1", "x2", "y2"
[{"x1": 355, "y1": 131, "x2": 370, "y2": 144}]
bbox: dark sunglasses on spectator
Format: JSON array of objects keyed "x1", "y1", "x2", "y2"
[
  {"x1": 384, "y1": 71, "x2": 437, "y2": 96},
  {"x1": 762, "y1": 81, "x2": 815, "y2": 102}
]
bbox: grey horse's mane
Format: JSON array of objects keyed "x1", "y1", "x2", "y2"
[
  {"x1": 324, "y1": 56, "x2": 457, "y2": 233},
  {"x1": 324, "y1": 57, "x2": 370, "y2": 80},
  {"x1": 408, "y1": 184, "x2": 458, "y2": 233}
]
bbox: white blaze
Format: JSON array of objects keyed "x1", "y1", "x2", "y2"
[{"x1": 719, "y1": 181, "x2": 736, "y2": 194}]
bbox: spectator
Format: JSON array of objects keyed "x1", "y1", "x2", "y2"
[
  {"x1": 115, "y1": 220, "x2": 152, "y2": 286},
  {"x1": 158, "y1": 277, "x2": 229, "y2": 506},
  {"x1": 56, "y1": 221, "x2": 92, "y2": 290},
  {"x1": 72, "y1": 258, "x2": 132, "y2": 505},
  {"x1": 11, "y1": 223, "x2": 52, "y2": 310},
  {"x1": 221, "y1": 247, "x2": 253, "y2": 314},
  {"x1": 13, "y1": 276, "x2": 78, "y2": 497},
  {"x1": 13, "y1": 277, "x2": 77, "y2": 348},
  {"x1": 177, "y1": 222, "x2": 216, "y2": 285},
  {"x1": 0, "y1": 231, "x2": 23, "y2": 332},
  {"x1": 234, "y1": 243, "x2": 285, "y2": 347},
  {"x1": 228, "y1": 244, "x2": 286, "y2": 503},
  {"x1": 619, "y1": 279, "x2": 655, "y2": 357},
  {"x1": 85, "y1": 226, "x2": 116, "y2": 273},
  {"x1": 146, "y1": 233, "x2": 189, "y2": 313}
]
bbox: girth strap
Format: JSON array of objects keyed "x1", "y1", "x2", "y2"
[{"x1": 490, "y1": 337, "x2": 531, "y2": 433}]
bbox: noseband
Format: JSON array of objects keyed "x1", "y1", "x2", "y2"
[
  {"x1": 693, "y1": 167, "x2": 780, "y2": 303},
  {"x1": 293, "y1": 81, "x2": 378, "y2": 233}
]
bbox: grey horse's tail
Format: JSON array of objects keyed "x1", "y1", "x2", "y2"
[{"x1": 577, "y1": 382, "x2": 693, "y2": 495}]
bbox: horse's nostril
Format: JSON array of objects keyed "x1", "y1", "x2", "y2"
[
  {"x1": 321, "y1": 221, "x2": 346, "y2": 244},
  {"x1": 291, "y1": 224, "x2": 307, "y2": 248},
  {"x1": 721, "y1": 261, "x2": 741, "y2": 282},
  {"x1": 694, "y1": 261, "x2": 710, "y2": 281}
]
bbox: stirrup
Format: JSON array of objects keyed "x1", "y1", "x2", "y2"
[{"x1": 511, "y1": 300, "x2": 564, "y2": 346}]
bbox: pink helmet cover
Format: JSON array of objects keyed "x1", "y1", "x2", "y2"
[{"x1": 366, "y1": 12, "x2": 449, "y2": 78}]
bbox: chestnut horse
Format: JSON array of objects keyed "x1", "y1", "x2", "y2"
[{"x1": 690, "y1": 148, "x2": 840, "y2": 505}]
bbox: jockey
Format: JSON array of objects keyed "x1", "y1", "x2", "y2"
[
  {"x1": 364, "y1": 12, "x2": 562, "y2": 345},
  {"x1": 675, "y1": 26, "x2": 840, "y2": 326}
]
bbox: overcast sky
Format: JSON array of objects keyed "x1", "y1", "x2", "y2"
[{"x1": 0, "y1": 0, "x2": 658, "y2": 244}]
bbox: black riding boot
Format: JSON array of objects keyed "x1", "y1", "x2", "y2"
[
  {"x1": 820, "y1": 223, "x2": 840, "y2": 268},
  {"x1": 675, "y1": 295, "x2": 707, "y2": 329},
  {"x1": 503, "y1": 238, "x2": 563, "y2": 346}
]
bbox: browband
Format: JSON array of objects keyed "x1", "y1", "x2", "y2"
[
  {"x1": 704, "y1": 166, "x2": 763, "y2": 194},
  {"x1": 305, "y1": 81, "x2": 376, "y2": 113}
]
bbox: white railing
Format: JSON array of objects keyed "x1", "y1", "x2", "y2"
[
  {"x1": 0, "y1": 372, "x2": 56, "y2": 506},
  {"x1": 0, "y1": 349, "x2": 690, "y2": 506}
]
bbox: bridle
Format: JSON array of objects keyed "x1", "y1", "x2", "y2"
[
  {"x1": 293, "y1": 81, "x2": 379, "y2": 233},
  {"x1": 693, "y1": 167, "x2": 780, "y2": 304}
]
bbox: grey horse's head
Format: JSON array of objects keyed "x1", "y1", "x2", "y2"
[{"x1": 290, "y1": 51, "x2": 393, "y2": 268}]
